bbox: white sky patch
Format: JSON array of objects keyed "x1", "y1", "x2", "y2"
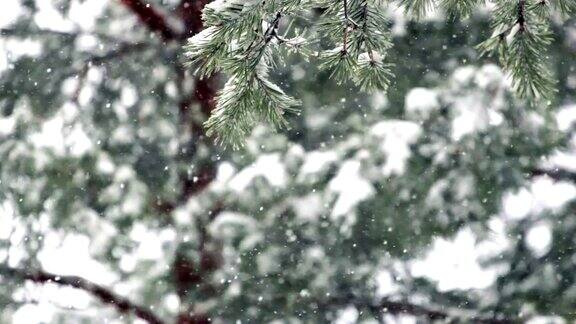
[
  {"x1": 29, "y1": 112, "x2": 93, "y2": 157},
  {"x1": 38, "y1": 233, "x2": 117, "y2": 286},
  {"x1": 291, "y1": 193, "x2": 324, "y2": 221},
  {"x1": 0, "y1": 0, "x2": 24, "y2": 72},
  {"x1": 451, "y1": 95, "x2": 503, "y2": 140},
  {"x1": 299, "y1": 150, "x2": 338, "y2": 175},
  {"x1": 474, "y1": 64, "x2": 505, "y2": 90},
  {"x1": 34, "y1": 0, "x2": 76, "y2": 32},
  {"x1": 382, "y1": 314, "x2": 417, "y2": 324},
  {"x1": 334, "y1": 305, "x2": 359, "y2": 324},
  {"x1": 29, "y1": 116, "x2": 67, "y2": 155},
  {"x1": 405, "y1": 88, "x2": 439, "y2": 120},
  {"x1": 0, "y1": 200, "x2": 16, "y2": 239},
  {"x1": 329, "y1": 160, "x2": 375, "y2": 217},
  {"x1": 209, "y1": 212, "x2": 261, "y2": 249},
  {"x1": 229, "y1": 153, "x2": 287, "y2": 191},
  {"x1": 555, "y1": 104, "x2": 576, "y2": 131},
  {"x1": 12, "y1": 303, "x2": 55, "y2": 324},
  {"x1": 547, "y1": 151, "x2": 576, "y2": 172},
  {"x1": 96, "y1": 152, "x2": 116, "y2": 175},
  {"x1": 211, "y1": 161, "x2": 237, "y2": 192},
  {"x1": 503, "y1": 188, "x2": 534, "y2": 220},
  {"x1": 530, "y1": 177, "x2": 576, "y2": 210},
  {"x1": 387, "y1": 3, "x2": 408, "y2": 36},
  {"x1": 67, "y1": 124, "x2": 93, "y2": 157},
  {"x1": 31, "y1": 0, "x2": 108, "y2": 33},
  {"x1": 476, "y1": 217, "x2": 510, "y2": 257},
  {"x1": 370, "y1": 120, "x2": 422, "y2": 176},
  {"x1": 0, "y1": 1, "x2": 23, "y2": 28},
  {"x1": 376, "y1": 270, "x2": 399, "y2": 296},
  {"x1": 451, "y1": 66, "x2": 477, "y2": 85},
  {"x1": 526, "y1": 222, "x2": 553, "y2": 257},
  {"x1": 164, "y1": 293, "x2": 180, "y2": 313},
  {"x1": 447, "y1": 64, "x2": 507, "y2": 140},
  {"x1": 15, "y1": 281, "x2": 93, "y2": 312},
  {"x1": 129, "y1": 225, "x2": 175, "y2": 261},
  {"x1": 411, "y1": 228, "x2": 500, "y2": 291},
  {"x1": 503, "y1": 178, "x2": 576, "y2": 220},
  {"x1": 526, "y1": 316, "x2": 565, "y2": 324},
  {"x1": 68, "y1": 0, "x2": 109, "y2": 31}
]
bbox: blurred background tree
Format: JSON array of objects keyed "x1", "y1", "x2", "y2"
[{"x1": 0, "y1": 0, "x2": 575, "y2": 323}]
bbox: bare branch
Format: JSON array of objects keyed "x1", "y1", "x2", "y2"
[{"x1": 0, "y1": 266, "x2": 165, "y2": 324}]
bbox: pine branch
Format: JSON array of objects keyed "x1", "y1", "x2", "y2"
[
  {"x1": 183, "y1": 0, "x2": 571, "y2": 146},
  {"x1": 477, "y1": 0, "x2": 556, "y2": 100},
  {"x1": 0, "y1": 266, "x2": 165, "y2": 324}
]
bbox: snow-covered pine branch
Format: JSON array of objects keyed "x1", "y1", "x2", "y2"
[{"x1": 185, "y1": 0, "x2": 574, "y2": 146}]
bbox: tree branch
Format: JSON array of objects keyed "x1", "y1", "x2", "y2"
[
  {"x1": 0, "y1": 266, "x2": 165, "y2": 324},
  {"x1": 0, "y1": 28, "x2": 77, "y2": 38},
  {"x1": 517, "y1": 0, "x2": 526, "y2": 31},
  {"x1": 176, "y1": 0, "x2": 218, "y2": 203},
  {"x1": 118, "y1": 0, "x2": 178, "y2": 41},
  {"x1": 370, "y1": 298, "x2": 516, "y2": 323},
  {"x1": 69, "y1": 42, "x2": 149, "y2": 105},
  {"x1": 177, "y1": 0, "x2": 212, "y2": 39},
  {"x1": 87, "y1": 42, "x2": 149, "y2": 66},
  {"x1": 325, "y1": 296, "x2": 518, "y2": 323},
  {"x1": 528, "y1": 167, "x2": 576, "y2": 183}
]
